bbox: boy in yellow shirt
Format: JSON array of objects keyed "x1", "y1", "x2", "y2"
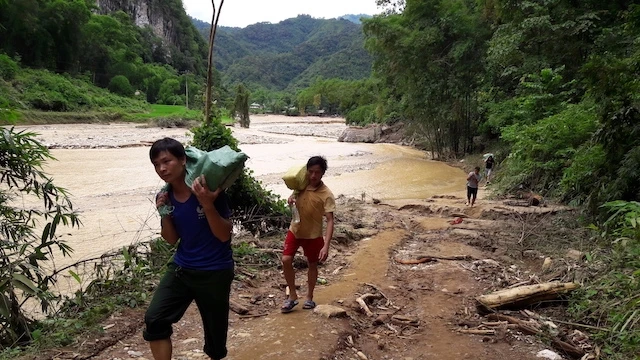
[{"x1": 281, "y1": 156, "x2": 335, "y2": 313}]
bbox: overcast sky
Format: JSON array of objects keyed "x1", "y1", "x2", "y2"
[{"x1": 183, "y1": 0, "x2": 381, "y2": 28}]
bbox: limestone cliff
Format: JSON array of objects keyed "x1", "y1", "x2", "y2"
[{"x1": 95, "y1": 0, "x2": 179, "y2": 47}]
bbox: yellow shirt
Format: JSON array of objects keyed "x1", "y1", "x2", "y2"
[{"x1": 289, "y1": 182, "x2": 335, "y2": 239}]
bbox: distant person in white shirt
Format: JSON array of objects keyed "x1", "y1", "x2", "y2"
[{"x1": 466, "y1": 166, "x2": 481, "y2": 206}]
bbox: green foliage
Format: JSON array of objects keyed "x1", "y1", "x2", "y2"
[
  {"x1": 0, "y1": 53, "x2": 18, "y2": 80},
  {"x1": 483, "y1": 68, "x2": 575, "y2": 134},
  {"x1": 498, "y1": 101, "x2": 598, "y2": 194},
  {"x1": 190, "y1": 120, "x2": 288, "y2": 235},
  {"x1": 158, "y1": 78, "x2": 183, "y2": 105},
  {"x1": 108, "y1": 75, "x2": 134, "y2": 97},
  {"x1": 0, "y1": 0, "x2": 208, "y2": 107},
  {"x1": 345, "y1": 104, "x2": 378, "y2": 125},
  {"x1": 0, "y1": 128, "x2": 80, "y2": 347},
  {"x1": 234, "y1": 84, "x2": 250, "y2": 128},
  {"x1": 364, "y1": 0, "x2": 490, "y2": 158},
  {"x1": 8, "y1": 68, "x2": 148, "y2": 113},
  {"x1": 569, "y1": 201, "x2": 640, "y2": 358}
]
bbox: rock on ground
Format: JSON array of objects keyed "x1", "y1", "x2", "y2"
[{"x1": 313, "y1": 304, "x2": 347, "y2": 318}]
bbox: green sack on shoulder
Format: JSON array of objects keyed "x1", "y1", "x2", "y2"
[{"x1": 158, "y1": 145, "x2": 248, "y2": 217}]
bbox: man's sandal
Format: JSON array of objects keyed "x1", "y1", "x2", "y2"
[
  {"x1": 302, "y1": 300, "x2": 316, "y2": 309},
  {"x1": 281, "y1": 299, "x2": 299, "y2": 313}
]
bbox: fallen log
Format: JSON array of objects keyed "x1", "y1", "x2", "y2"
[
  {"x1": 229, "y1": 300, "x2": 250, "y2": 315},
  {"x1": 476, "y1": 282, "x2": 580, "y2": 312}
]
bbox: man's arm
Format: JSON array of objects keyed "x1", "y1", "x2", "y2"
[
  {"x1": 160, "y1": 217, "x2": 180, "y2": 245},
  {"x1": 318, "y1": 212, "x2": 334, "y2": 262},
  {"x1": 157, "y1": 192, "x2": 179, "y2": 245}
]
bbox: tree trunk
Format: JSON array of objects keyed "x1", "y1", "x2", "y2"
[{"x1": 204, "y1": 0, "x2": 224, "y2": 124}]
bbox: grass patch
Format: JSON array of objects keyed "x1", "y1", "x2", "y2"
[
  {"x1": 125, "y1": 104, "x2": 202, "y2": 121},
  {"x1": 568, "y1": 201, "x2": 640, "y2": 359}
]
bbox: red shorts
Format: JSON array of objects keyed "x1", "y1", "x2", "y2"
[{"x1": 283, "y1": 231, "x2": 324, "y2": 262}]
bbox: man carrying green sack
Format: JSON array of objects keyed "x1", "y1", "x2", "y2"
[{"x1": 144, "y1": 138, "x2": 245, "y2": 360}]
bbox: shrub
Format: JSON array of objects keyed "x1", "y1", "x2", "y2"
[
  {"x1": 0, "y1": 128, "x2": 79, "y2": 346},
  {"x1": 0, "y1": 54, "x2": 19, "y2": 80},
  {"x1": 345, "y1": 104, "x2": 377, "y2": 125},
  {"x1": 190, "y1": 118, "x2": 287, "y2": 234},
  {"x1": 497, "y1": 101, "x2": 598, "y2": 195},
  {"x1": 108, "y1": 75, "x2": 134, "y2": 97},
  {"x1": 569, "y1": 201, "x2": 640, "y2": 358}
]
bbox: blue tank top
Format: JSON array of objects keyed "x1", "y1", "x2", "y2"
[{"x1": 168, "y1": 191, "x2": 234, "y2": 271}]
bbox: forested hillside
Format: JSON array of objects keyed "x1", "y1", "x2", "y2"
[
  {"x1": 0, "y1": 0, "x2": 211, "y2": 113},
  {"x1": 191, "y1": 15, "x2": 372, "y2": 90}
]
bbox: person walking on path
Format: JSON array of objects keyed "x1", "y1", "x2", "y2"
[
  {"x1": 466, "y1": 166, "x2": 481, "y2": 207},
  {"x1": 143, "y1": 138, "x2": 234, "y2": 360},
  {"x1": 484, "y1": 155, "x2": 495, "y2": 184},
  {"x1": 281, "y1": 156, "x2": 335, "y2": 313}
]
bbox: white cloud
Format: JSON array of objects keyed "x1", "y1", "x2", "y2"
[{"x1": 183, "y1": 0, "x2": 380, "y2": 27}]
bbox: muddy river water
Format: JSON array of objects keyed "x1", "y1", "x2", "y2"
[{"x1": 11, "y1": 115, "x2": 466, "y2": 269}]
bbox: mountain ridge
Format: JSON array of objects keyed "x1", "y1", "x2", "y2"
[{"x1": 191, "y1": 14, "x2": 373, "y2": 90}]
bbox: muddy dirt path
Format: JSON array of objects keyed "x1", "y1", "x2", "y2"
[{"x1": 85, "y1": 195, "x2": 565, "y2": 360}]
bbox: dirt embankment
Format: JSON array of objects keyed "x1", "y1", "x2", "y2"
[{"x1": 33, "y1": 193, "x2": 592, "y2": 360}]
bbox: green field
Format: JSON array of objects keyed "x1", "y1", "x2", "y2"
[
  {"x1": 126, "y1": 105, "x2": 234, "y2": 124},
  {"x1": 126, "y1": 104, "x2": 202, "y2": 120}
]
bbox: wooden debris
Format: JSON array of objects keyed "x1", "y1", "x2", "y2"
[
  {"x1": 229, "y1": 300, "x2": 249, "y2": 315},
  {"x1": 238, "y1": 313, "x2": 268, "y2": 319},
  {"x1": 458, "y1": 329, "x2": 496, "y2": 335},
  {"x1": 373, "y1": 314, "x2": 390, "y2": 326},
  {"x1": 356, "y1": 293, "x2": 382, "y2": 316},
  {"x1": 394, "y1": 256, "x2": 438, "y2": 265},
  {"x1": 485, "y1": 313, "x2": 586, "y2": 358},
  {"x1": 395, "y1": 254, "x2": 476, "y2": 265},
  {"x1": 551, "y1": 338, "x2": 586, "y2": 358},
  {"x1": 487, "y1": 313, "x2": 539, "y2": 335},
  {"x1": 476, "y1": 282, "x2": 580, "y2": 312},
  {"x1": 391, "y1": 315, "x2": 419, "y2": 327}
]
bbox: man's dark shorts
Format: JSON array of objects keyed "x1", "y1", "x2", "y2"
[
  {"x1": 467, "y1": 186, "x2": 478, "y2": 198},
  {"x1": 144, "y1": 263, "x2": 234, "y2": 360}
]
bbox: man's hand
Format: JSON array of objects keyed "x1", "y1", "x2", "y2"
[
  {"x1": 156, "y1": 191, "x2": 169, "y2": 209},
  {"x1": 318, "y1": 245, "x2": 329, "y2": 263},
  {"x1": 191, "y1": 175, "x2": 221, "y2": 209},
  {"x1": 287, "y1": 194, "x2": 296, "y2": 206}
]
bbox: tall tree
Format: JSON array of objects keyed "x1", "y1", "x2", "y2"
[
  {"x1": 364, "y1": 0, "x2": 490, "y2": 158},
  {"x1": 234, "y1": 84, "x2": 250, "y2": 128}
]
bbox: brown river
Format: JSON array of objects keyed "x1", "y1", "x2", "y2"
[{"x1": 11, "y1": 115, "x2": 466, "y2": 270}]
